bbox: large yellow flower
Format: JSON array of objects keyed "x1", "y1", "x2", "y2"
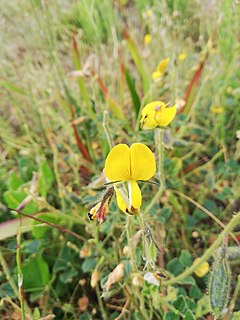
[
  {"x1": 140, "y1": 101, "x2": 177, "y2": 130},
  {"x1": 104, "y1": 143, "x2": 156, "y2": 215}
]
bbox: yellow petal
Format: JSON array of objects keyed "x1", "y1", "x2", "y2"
[
  {"x1": 128, "y1": 180, "x2": 142, "y2": 210},
  {"x1": 152, "y1": 71, "x2": 162, "y2": 80},
  {"x1": 140, "y1": 101, "x2": 167, "y2": 130},
  {"x1": 193, "y1": 258, "x2": 210, "y2": 278},
  {"x1": 155, "y1": 105, "x2": 177, "y2": 127},
  {"x1": 178, "y1": 51, "x2": 186, "y2": 61},
  {"x1": 88, "y1": 202, "x2": 101, "y2": 220},
  {"x1": 129, "y1": 143, "x2": 156, "y2": 180},
  {"x1": 105, "y1": 144, "x2": 131, "y2": 181},
  {"x1": 144, "y1": 34, "x2": 151, "y2": 46},
  {"x1": 114, "y1": 186, "x2": 129, "y2": 214},
  {"x1": 211, "y1": 106, "x2": 224, "y2": 113},
  {"x1": 156, "y1": 58, "x2": 169, "y2": 74}
]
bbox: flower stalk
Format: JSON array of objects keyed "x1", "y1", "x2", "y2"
[
  {"x1": 16, "y1": 225, "x2": 26, "y2": 320},
  {"x1": 143, "y1": 129, "x2": 165, "y2": 215},
  {"x1": 126, "y1": 215, "x2": 137, "y2": 273},
  {"x1": 158, "y1": 128, "x2": 165, "y2": 190}
]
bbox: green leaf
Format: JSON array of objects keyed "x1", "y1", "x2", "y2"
[
  {"x1": 79, "y1": 312, "x2": 91, "y2": 320},
  {"x1": 158, "y1": 207, "x2": 172, "y2": 224},
  {"x1": 38, "y1": 161, "x2": 54, "y2": 197},
  {"x1": 7, "y1": 173, "x2": 24, "y2": 190},
  {"x1": 32, "y1": 213, "x2": 57, "y2": 239},
  {"x1": 189, "y1": 285, "x2": 202, "y2": 299},
  {"x1": 164, "y1": 311, "x2": 180, "y2": 320},
  {"x1": 22, "y1": 255, "x2": 50, "y2": 290},
  {"x1": 195, "y1": 295, "x2": 211, "y2": 318},
  {"x1": 173, "y1": 295, "x2": 186, "y2": 312},
  {"x1": 18, "y1": 157, "x2": 36, "y2": 181},
  {"x1": 32, "y1": 308, "x2": 41, "y2": 320},
  {"x1": 53, "y1": 245, "x2": 75, "y2": 273},
  {"x1": 232, "y1": 311, "x2": 240, "y2": 320},
  {"x1": 185, "y1": 310, "x2": 196, "y2": 320},
  {"x1": 124, "y1": 31, "x2": 151, "y2": 94},
  {"x1": 179, "y1": 250, "x2": 192, "y2": 267},
  {"x1": 22, "y1": 239, "x2": 44, "y2": 254},
  {"x1": 167, "y1": 258, "x2": 184, "y2": 276},
  {"x1": 125, "y1": 68, "x2": 141, "y2": 118},
  {"x1": 4, "y1": 190, "x2": 38, "y2": 214},
  {"x1": 60, "y1": 267, "x2": 78, "y2": 284},
  {"x1": 179, "y1": 276, "x2": 196, "y2": 285},
  {"x1": 82, "y1": 257, "x2": 96, "y2": 273},
  {"x1": 62, "y1": 303, "x2": 74, "y2": 314}
]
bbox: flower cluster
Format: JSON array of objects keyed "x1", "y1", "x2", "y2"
[{"x1": 88, "y1": 99, "x2": 176, "y2": 222}]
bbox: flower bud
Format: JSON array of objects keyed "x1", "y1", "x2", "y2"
[
  {"x1": 193, "y1": 258, "x2": 210, "y2": 277},
  {"x1": 91, "y1": 269, "x2": 100, "y2": 288},
  {"x1": 80, "y1": 245, "x2": 91, "y2": 258},
  {"x1": 123, "y1": 245, "x2": 131, "y2": 256},
  {"x1": 132, "y1": 274, "x2": 143, "y2": 287}
]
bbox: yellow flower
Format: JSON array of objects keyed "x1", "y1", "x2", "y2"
[
  {"x1": 193, "y1": 258, "x2": 210, "y2": 278},
  {"x1": 211, "y1": 105, "x2": 224, "y2": 113},
  {"x1": 152, "y1": 58, "x2": 169, "y2": 80},
  {"x1": 146, "y1": 9, "x2": 153, "y2": 17},
  {"x1": 178, "y1": 51, "x2": 186, "y2": 61},
  {"x1": 140, "y1": 101, "x2": 177, "y2": 130},
  {"x1": 144, "y1": 33, "x2": 152, "y2": 46},
  {"x1": 104, "y1": 143, "x2": 156, "y2": 215}
]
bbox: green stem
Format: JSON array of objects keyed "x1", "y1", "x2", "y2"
[
  {"x1": 0, "y1": 251, "x2": 19, "y2": 298},
  {"x1": 126, "y1": 216, "x2": 137, "y2": 272},
  {"x1": 16, "y1": 226, "x2": 26, "y2": 320},
  {"x1": 158, "y1": 128, "x2": 165, "y2": 190},
  {"x1": 143, "y1": 128, "x2": 165, "y2": 215},
  {"x1": 126, "y1": 216, "x2": 149, "y2": 319},
  {"x1": 228, "y1": 274, "x2": 240, "y2": 315},
  {"x1": 96, "y1": 284, "x2": 107, "y2": 320},
  {"x1": 163, "y1": 212, "x2": 240, "y2": 286}
]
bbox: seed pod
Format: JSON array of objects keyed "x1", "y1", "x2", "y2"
[{"x1": 208, "y1": 247, "x2": 231, "y2": 318}]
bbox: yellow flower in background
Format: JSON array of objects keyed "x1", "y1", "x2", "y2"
[
  {"x1": 193, "y1": 258, "x2": 210, "y2": 277},
  {"x1": 178, "y1": 50, "x2": 186, "y2": 61},
  {"x1": 140, "y1": 101, "x2": 177, "y2": 130},
  {"x1": 152, "y1": 58, "x2": 169, "y2": 80},
  {"x1": 104, "y1": 143, "x2": 156, "y2": 215},
  {"x1": 146, "y1": 9, "x2": 153, "y2": 17},
  {"x1": 144, "y1": 33, "x2": 152, "y2": 46},
  {"x1": 211, "y1": 105, "x2": 224, "y2": 113}
]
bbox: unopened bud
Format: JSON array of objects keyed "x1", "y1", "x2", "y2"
[
  {"x1": 193, "y1": 258, "x2": 209, "y2": 277},
  {"x1": 123, "y1": 245, "x2": 131, "y2": 256},
  {"x1": 91, "y1": 269, "x2": 100, "y2": 288},
  {"x1": 132, "y1": 274, "x2": 143, "y2": 287},
  {"x1": 80, "y1": 245, "x2": 91, "y2": 258}
]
